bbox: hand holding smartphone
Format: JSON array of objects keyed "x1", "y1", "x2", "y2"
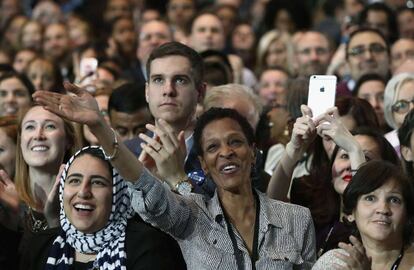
[
  {"x1": 79, "y1": 57, "x2": 98, "y2": 92},
  {"x1": 307, "y1": 75, "x2": 337, "y2": 119}
]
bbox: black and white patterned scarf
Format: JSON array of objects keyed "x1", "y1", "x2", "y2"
[{"x1": 45, "y1": 146, "x2": 134, "y2": 270}]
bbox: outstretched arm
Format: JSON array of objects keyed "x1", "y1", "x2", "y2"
[
  {"x1": 267, "y1": 105, "x2": 316, "y2": 201},
  {"x1": 33, "y1": 83, "x2": 144, "y2": 182}
]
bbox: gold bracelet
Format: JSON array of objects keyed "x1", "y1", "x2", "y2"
[{"x1": 103, "y1": 128, "x2": 119, "y2": 161}]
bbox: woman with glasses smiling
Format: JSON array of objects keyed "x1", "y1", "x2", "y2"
[{"x1": 383, "y1": 73, "x2": 414, "y2": 156}]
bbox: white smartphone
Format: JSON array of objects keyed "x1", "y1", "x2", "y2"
[
  {"x1": 79, "y1": 57, "x2": 98, "y2": 92},
  {"x1": 307, "y1": 75, "x2": 337, "y2": 118}
]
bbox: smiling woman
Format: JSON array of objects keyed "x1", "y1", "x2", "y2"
[
  {"x1": 20, "y1": 146, "x2": 186, "y2": 270},
  {"x1": 312, "y1": 160, "x2": 414, "y2": 269},
  {"x1": 0, "y1": 71, "x2": 34, "y2": 116},
  {"x1": 134, "y1": 108, "x2": 316, "y2": 269},
  {"x1": 15, "y1": 105, "x2": 81, "y2": 234}
]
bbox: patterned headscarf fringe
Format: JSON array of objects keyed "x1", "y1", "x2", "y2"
[{"x1": 45, "y1": 146, "x2": 133, "y2": 270}]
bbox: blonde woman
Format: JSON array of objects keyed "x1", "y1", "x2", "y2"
[{"x1": 256, "y1": 30, "x2": 295, "y2": 75}]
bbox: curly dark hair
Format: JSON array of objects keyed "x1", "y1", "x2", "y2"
[{"x1": 193, "y1": 107, "x2": 255, "y2": 156}]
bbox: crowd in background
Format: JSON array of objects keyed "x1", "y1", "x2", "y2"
[{"x1": 1, "y1": 0, "x2": 414, "y2": 269}]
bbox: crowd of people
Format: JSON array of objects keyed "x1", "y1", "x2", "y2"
[{"x1": 1, "y1": 0, "x2": 414, "y2": 269}]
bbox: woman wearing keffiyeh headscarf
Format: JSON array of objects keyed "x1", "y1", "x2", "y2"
[{"x1": 19, "y1": 146, "x2": 186, "y2": 270}]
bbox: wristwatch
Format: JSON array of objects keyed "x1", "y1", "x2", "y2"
[{"x1": 174, "y1": 179, "x2": 193, "y2": 196}]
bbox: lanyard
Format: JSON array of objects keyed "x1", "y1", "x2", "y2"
[
  {"x1": 224, "y1": 193, "x2": 260, "y2": 270},
  {"x1": 390, "y1": 247, "x2": 404, "y2": 270}
]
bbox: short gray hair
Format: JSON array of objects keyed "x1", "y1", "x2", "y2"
[
  {"x1": 203, "y1": 84, "x2": 263, "y2": 129},
  {"x1": 384, "y1": 73, "x2": 414, "y2": 129}
]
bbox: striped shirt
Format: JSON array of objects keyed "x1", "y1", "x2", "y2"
[{"x1": 130, "y1": 169, "x2": 316, "y2": 269}]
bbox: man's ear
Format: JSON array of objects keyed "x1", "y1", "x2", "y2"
[
  {"x1": 401, "y1": 145, "x2": 413, "y2": 162},
  {"x1": 198, "y1": 155, "x2": 209, "y2": 175},
  {"x1": 196, "y1": 82, "x2": 207, "y2": 103},
  {"x1": 145, "y1": 82, "x2": 149, "y2": 103}
]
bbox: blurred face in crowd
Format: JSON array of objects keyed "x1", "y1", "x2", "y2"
[
  {"x1": 265, "y1": 39, "x2": 287, "y2": 69},
  {"x1": 347, "y1": 31, "x2": 389, "y2": 81},
  {"x1": 64, "y1": 154, "x2": 112, "y2": 234},
  {"x1": 43, "y1": 23, "x2": 70, "y2": 62},
  {"x1": 141, "y1": 9, "x2": 161, "y2": 24},
  {"x1": 190, "y1": 14, "x2": 225, "y2": 52},
  {"x1": 27, "y1": 58, "x2": 56, "y2": 91},
  {"x1": 104, "y1": 0, "x2": 131, "y2": 23},
  {"x1": 392, "y1": 80, "x2": 414, "y2": 128},
  {"x1": 357, "y1": 79, "x2": 385, "y2": 127},
  {"x1": 110, "y1": 108, "x2": 152, "y2": 142},
  {"x1": 13, "y1": 50, "x2": 37, "y2": 73},
  {"x1": 391, "y1": 39, "x2": 414, "y2": 73},
  {"x1": 21, "y1": 21, "x2": 43, "y2": 51},
  {"x1": 232, "y1": 24, "x2": 255, "y2": 51},
  {"x1": 258, "y1": 69, "x2": 288, "y2": 107},
  {"x1": 0, "y1": 77, "x2": 31, "y2": 116},
  {"x1": 274, "y1": 9, "x2": 295, "y2": 34},
  {"x1": 5, "y1": 15, "x2": 27, "y2": 49},
  {"x1": 137, "y1": 20, "x2": 172, "y2": 63},
  {"x1": 32, "y1": 0, "x2": 62, "y2": 26},
  {"x1": 332, "y1": 134, "x2": 382, "y2": 194},
  {"x1": 146, "y1": 55, "x2": 200, "y2": 128},
  {"x1": 216, "y1": 5, "x2": 237, "y2": 36},
  {"x1": 69, "y1": 22, "x2": 90, "y2": 49},
  {"x1": 397, "y1": 9, "x2": 414, "y2": 39},
  {"x1": 0, "y1": 127, "x2": 16, "y2": 178},
  {"x1": 345, "y1": 0, "x2": 364, "y2": 17},
  {"x1": 20, "y1": 106, "x2": 68, "y2": 169},
  {"x1": 295, "y1": 32, "x2": 331, "y2": 77},
  {"x1": 167, "y1": 0, "x2": 195, "y2": 29},
  {"x1": 365, "y1": 10, "x2": 390, "y2": 39},
  {"x1": 112, "y1": 18, "x2": 136, "y2": 56},
  {"x1": 0, "y1": 0, "x2": 20, "y2": 23}
]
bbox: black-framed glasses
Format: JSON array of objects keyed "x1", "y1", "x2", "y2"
[
  {"x1": 392, "y1": 98, "x2": 414, "y2": 114},
  {"x1": 348, "y1": 43, "x2": 387, "y2": 57}
]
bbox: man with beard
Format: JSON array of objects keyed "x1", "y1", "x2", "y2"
[
  {"x1": 294, "y1": 31, "x2": 332, "y2": 77},
  {"x1": 337, "y1": 27, "x2": 390, "y2": 95}
]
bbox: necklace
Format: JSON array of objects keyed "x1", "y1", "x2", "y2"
[{"x1": 28, "y1": 208, "x2": 48, "y2": 232}]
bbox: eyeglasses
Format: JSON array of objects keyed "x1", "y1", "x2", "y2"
[
  {"x1": 348, "y1": 43, "x2": 387, "y2": 57},
  {"x1": 391, "y1": 98, "x2": 414, "y2": 114}
]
